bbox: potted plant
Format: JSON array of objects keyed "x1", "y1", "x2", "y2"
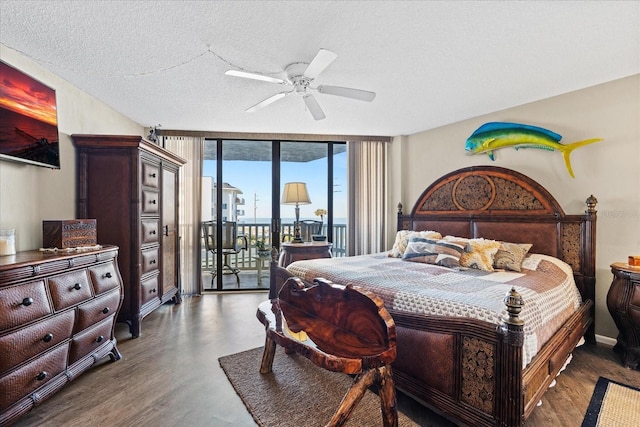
[
  {"x1": 313, "y1": 209, "x2": 328, "y2": 241},
  {"x1": 255, "y1": 238, "x2": 271, "y2": 257}
]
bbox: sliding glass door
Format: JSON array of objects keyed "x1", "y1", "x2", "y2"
[{"x1": 201, "y1": 139, "x2": 346, "y2": 291}]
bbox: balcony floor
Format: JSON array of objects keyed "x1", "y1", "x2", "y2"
[{"x1": 201, "y1": 267, "x2": 271, "y2": 292}]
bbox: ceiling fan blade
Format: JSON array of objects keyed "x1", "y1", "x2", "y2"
[
  {"x1": 246, "y1": 92, "x2": 289, "y2": 112},
  {"x1": 225, "y1": 69, "x2": 285, "y2": 84},
  {"x1": 317, "y1": 85, "x2": 376, "y2": 102},
  {"x1": 303, "y1": 49, "x2": 338, "y2": 79},
  {"x1": 303, "y1": 94, "x2": 326, "y2": 120}
]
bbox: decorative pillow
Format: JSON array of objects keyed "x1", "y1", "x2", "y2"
[
  {"x1": 389, "y1": 230, "x2": 442, "y2": 257},
  {"x1": 493, "y1": 242, "x2": 533, "y2": 272},
  {"x1": 443, "y1": 236, "x2": 501, "y2": 271},
  {"x1": 401, "y1": 237, "x2": 465, "y2": 268}
]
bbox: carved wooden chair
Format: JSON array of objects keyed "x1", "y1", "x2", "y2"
[{"x1": 257, "y1": 277, "x2": 398, "y2": 426}]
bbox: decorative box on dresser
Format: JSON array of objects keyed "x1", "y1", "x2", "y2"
[
  {"x1": 72, "y1": 135, "x2": 186, "y2": 338},
  {"x1": 608, "y1": 262, "x2": 640, "y2": 369},
  {"x1": 0, "y1": 246, "x2": 123, "y2": 426}
]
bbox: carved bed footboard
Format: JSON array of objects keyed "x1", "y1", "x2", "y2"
[
  {"x1": 271, "y1": 263, "x2": 592, "y2": 426},
  {"x1": 389, "y1": 301, "x2": 592, "y2": 426}
]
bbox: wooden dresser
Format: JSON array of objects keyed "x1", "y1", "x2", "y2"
[
  {"x1": 0, "y1": 246, "x2": 123, "y2": 426},
  {"x1": 72, "y1": 135, "x2": 186, "y2": 338}
]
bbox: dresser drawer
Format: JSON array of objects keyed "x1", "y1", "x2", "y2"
[
  {"x1": 0, "y1": 281, "x2": 52, "y2": 331},
  {"x1": 88, "y1": 262, "x2": 120, "y2": 295},
  {"x1": 76, "y1": 289, "x2": 121, "y2": 333},
  {"x1": 0, "y1": 343, "x2": 69, "y2": 411},
  {"x1": 69, "y1": 317, "x2": 114, "y2": 365},
  {"x1": 142, "y1": 190, "x2": 159, "y2": 214},
  {"x1": 0, "y1": 310, "x2": 74, "y2": 374},
  {"x1": 141, "y1": 219, "x2": 160, "y2": 245},
  {"x1": 141, "y1": 246, "x2": 160, "y2": 276},
  {"x1": 140, "y1": 274, "x2": 160, "y2": 305},
  {"x1": 141, "y1": 160, "x2": 160, "y2": 188},
  {"x1": 630, "y1": 280, "x2": 640, "y2": 306},
  {"x1": 47, "y1": 270, "x2": 93, "y2": 311}
]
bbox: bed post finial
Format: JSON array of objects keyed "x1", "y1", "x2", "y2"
[
  {"x1": 503, "y1": 287, "x2": 524, "y2": 326},
  {"x1": 586, "y1": 194, "x2": 598, "y2": 214},
  {"x1": 397, "y1": 202, "x2": 403, "y2": 215}
]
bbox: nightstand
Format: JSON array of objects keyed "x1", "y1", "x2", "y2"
[
  {"x1": 278, "y1": 242, "x2": 333, "y2": 268},
  {"x1": 607, "y1": 262, "x2": 640, "y2": 369}
]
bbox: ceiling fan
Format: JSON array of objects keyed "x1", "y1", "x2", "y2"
[{"x1": 225, "y1": 49, "x2": 376, "y2": 120}]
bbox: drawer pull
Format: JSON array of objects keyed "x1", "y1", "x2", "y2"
[
  {"x1": 150, "y1": 230, "x2": 157, "y2": 235},
  {"x1": 102, "y1": 307, "x2": 110, "y2": 314},
  {"x1": 96, "y1": 335, "x2": 104, "y2": 343},
  {"x1": 43, "y1": 333, "x2": 54, "y2": 343},
  {"x1": 36, "y1": 371, "x2": 48, "y2": 381},
  {"x1": 151, "y1": 288, "x2": 157, "y2": 294},
  {"x1": 149, "y1": 173, "x2": 156, "y2": 178},
  {"x1": 102, "y1": 272, "x2": 112, "y2": 279},
  {"x1": 150, "y1": 259, "x2": 157, "y2": 265},
  {"x1": 20, "y1": 297, "x2": 34, "y2": 306},
  {"x1": 73, "y1": 283, "x2": 82, "y2": 290},
  {"x1": 150, "y1": 199, "x2": 157, "y2": 205}
]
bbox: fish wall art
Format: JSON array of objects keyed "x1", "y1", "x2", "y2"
[{"x1": 465, "y1": 122, "x2": 602, "y2": 178}]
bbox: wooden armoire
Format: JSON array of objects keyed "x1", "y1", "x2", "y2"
[{"x1": 72, "y1": 134, "x2": 186, "y2": 337}]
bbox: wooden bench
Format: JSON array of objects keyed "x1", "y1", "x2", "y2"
[{"x1": 256, "y1": 277, "x2": 398, "y2": 427}]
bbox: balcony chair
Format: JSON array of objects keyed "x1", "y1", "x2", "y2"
[
  {"x1": 282, "y1": 219, "x2": 324, "y2": 243},
  {"x1": 202, "y1": 221, "x2": 247, "y2": 287}
]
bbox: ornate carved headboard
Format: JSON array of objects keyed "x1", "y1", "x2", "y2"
[{"x1": 397, "y1": 166, "x2": 597, "y2": 336}]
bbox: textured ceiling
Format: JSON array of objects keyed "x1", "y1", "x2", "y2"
[{"x1": 1, "y1": 1, "x2": 638, "y2": 137}]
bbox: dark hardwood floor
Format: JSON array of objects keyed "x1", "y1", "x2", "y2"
[{"x1": 10, "y1": 292, "x2": 640, "y2": 427}]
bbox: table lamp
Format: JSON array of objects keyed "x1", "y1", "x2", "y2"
[{"x1": 281, "y1": 182, "x2": 311, "y2": 243}]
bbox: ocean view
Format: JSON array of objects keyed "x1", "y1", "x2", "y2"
[{"x1": 242, "y1": 217, "x2": 346, "y2": 225}]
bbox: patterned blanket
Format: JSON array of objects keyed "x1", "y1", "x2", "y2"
[{"x1": 286, "y1": 253, "x2": 583, "y2": 366}]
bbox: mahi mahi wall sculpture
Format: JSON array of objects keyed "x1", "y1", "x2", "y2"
[{"x1": 465, "y1": 122, "x2": 602, "y2": 178}]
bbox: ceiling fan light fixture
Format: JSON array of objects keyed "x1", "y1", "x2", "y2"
[{"x1": 225, "y1": 48, "x2": 375, "y2": 119}]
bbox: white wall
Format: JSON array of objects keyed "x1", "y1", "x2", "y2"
[
  {"x1": 0, "y1": 47, "x2": 144, "y2": 251},
  {"x1": 388, "y1": 74, "x2": 640, "y2": 340}
]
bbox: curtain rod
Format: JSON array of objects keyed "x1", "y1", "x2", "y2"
[{"x1": 158, "y1": 129, "x2": 392, "y2": 143}]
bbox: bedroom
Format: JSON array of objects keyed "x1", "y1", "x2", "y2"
[{"x1": 1, "y1": 1, "x2": 639, "y2": 426}]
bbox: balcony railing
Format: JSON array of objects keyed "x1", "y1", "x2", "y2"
[{"x1": 201, "y1": 222, "x2": 346, "y2": 271}]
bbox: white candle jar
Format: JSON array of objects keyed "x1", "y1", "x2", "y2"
[{"x1": 0, "y1": 229, "x2": 16, "y2": 256}]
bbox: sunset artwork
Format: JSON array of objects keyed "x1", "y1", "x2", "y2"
[{"x1": 0, "y1": 61, "x2": 60, "y2": 168}]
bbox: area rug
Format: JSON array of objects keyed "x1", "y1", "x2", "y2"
[
  {"x1": 219, "y1": 346, "x2": 419, "y2": 427},
  {"x1": 581, "y1": 377, "x2": 640, "y2": 427}
]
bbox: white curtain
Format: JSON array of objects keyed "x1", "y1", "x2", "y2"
[
  {"x1": 163, "y1": 136, "x2": 203, "y2": 296},
  {"x1": 347, "y1": 140, "x2": 387, "y2": 256}
]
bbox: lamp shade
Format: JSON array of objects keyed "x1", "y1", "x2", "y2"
[{"x1": 281, "y1": 182, "x2": 311, "y2": 205}]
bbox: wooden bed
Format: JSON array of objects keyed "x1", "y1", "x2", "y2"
[{"x1": 269, "y1": 166, "x2": 597, "y2": 427}]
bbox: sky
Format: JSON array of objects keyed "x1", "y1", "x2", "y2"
[
  {"x1": 0, "y1": 61, "x2": 57, "y2": 126},
  {"x1": 202, "y1": 148, "x2": 347, "y2": 223}
]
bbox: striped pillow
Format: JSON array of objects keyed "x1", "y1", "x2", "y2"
[
  {"x1": 402, "y1": 237, "x2": 465, "y2": 268},
  {"x1": 389, "y1": 230, "x2": 442, "y2": 257}
]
